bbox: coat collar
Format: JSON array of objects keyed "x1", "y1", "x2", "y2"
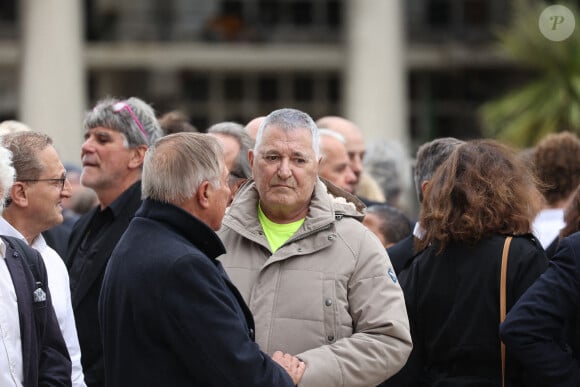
[{"x1": 136, "y1": 199, "x2": 226, "y2": 260}]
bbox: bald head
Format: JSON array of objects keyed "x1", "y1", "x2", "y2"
[
  {"x1": 244, "y1": 116, "x2": 265, "y2": 141},
  {"x1": 316, "y1": 116, "x2": 365, "y2": 189}
]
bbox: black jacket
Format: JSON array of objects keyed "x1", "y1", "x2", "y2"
[
  {"x1": 3, "y1": 236, "x2": 71, "y2": 386},
  {"x1": 500, "y1": 231, "x2": 580, "y2": 385},
  {"x1": 66, "y1": 181, "x2": 142, "y2": 387},
  {"x1": 98, "y1": 199, "x2": 294, "y2": 386},
  {"x1": 387, "y1": 233, "x2": 423, "y2": 274},
  {"x1": 399, "y1": 234, "x2": 548, "y2": 386}
]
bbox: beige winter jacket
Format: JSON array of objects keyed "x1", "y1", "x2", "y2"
[{"x1": 218, "y1": 179, "x2": 412, "y2": 387}]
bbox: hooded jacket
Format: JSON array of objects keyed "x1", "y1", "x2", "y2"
[{"x1": 218, "y1": 179, "x2": 412, "y2": 387}]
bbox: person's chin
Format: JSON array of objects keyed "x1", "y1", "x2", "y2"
[
  {"x1": 80, "y1": 174, "x2": 99, "y2": 189},
  {"x1": 51, "y1": 214, "x2": 64, "y2": 227}
]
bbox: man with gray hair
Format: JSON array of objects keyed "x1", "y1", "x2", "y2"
[
  {"x1": 379, "y1": 136, "x2": 464, "y2": 387},
  {"x1": 99, "y1": 132, "x2": 305, "y2": 386},
  {"x1": 66, "y1": 96, "x2": 162, "y2": 386},
  {"x1": 318, "y1": 128, "x2": 357, "y2": 194},
  {"x1": 387, "y1": 136, "x2": 464, "y2": 273},
  {"x1": 1, "y1": 131, "x2": 85, "y2": 386},
  {"x1": 207, "y1": 121, "x2": 253, "y2": 202},
  {"x1": 316, "y1": 115, "x2": 386, "y2": 204},
  {"x1": 218, "y1": 108, "x2": 412, "y2": 387},
  {"x1": 0, "y1": 142, "x2": 71, "y2": 386}
]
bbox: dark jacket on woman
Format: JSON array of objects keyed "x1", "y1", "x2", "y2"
[
  {"x1": 396, "y1": 234, "x2": 548, "y2": 386},
  {"x1": 98, "y1": 199, "x2": 295, "y2": 387},
  {"x1": 500, "y1": 231, "x2": 580, "y2": 386}
]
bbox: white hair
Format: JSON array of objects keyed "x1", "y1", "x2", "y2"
[
  {"x1": 318, "y1": 128, "x2": 346, "y2": 143},
  {"x1": 0, "y1": 145, "x2": 15, "y2": 213}
]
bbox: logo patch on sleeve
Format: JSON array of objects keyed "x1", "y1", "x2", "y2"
[{"x1": 387, "y1": 268, "x2": 398, "y2": 284}]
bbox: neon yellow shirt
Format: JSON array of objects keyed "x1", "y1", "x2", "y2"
[{"x1": 258, "y1": 203, "x2": 305, "y2": 252}]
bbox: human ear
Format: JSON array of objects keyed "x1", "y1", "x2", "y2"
[
  {"x1": 8, "y1": 182, "x2": 29, "y2": 208},
  {"x1": 248, "y1": 149, "x2": 255, "y2": 168},
  {"x1": 128, "y1": 145, "x2": 147, "y2": 169},
  {"x1": 196, "y1": 181, "x2": 211, "y2": 209},
  {"x1": 421, "y1": 180, "x2": 429, "y2": 194}
]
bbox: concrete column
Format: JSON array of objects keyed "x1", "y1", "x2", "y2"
[
  {"x1": 20, "y1": 0, "x2": 86, "y2": 166},
  {"x1": 345, "y1": 0, "x2": 409, "y2": 150}
]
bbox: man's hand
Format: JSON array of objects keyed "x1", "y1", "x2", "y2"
[{"x1": 272, "y1": 351, "x2": 306, "y2": 385}]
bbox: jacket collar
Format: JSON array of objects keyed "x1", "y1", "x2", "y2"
[
  {"x1": 136, "y1": 199, "x2": 226, "y2": 260},
  {"x1": 318, "y1": 177, "x2": 366, "y2": 214}
]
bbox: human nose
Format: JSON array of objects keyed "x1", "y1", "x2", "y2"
[
  {"x1": 61, "y1": 178, "x2": 73, "y2": 198},
  {"x1": 351, "y1": 155, "x2": 363, "y2": 176},
  {"x1": 81, "y1": 135, "x2": 95, "y2": 153},
  {"x1": 345, "y1": 166, "x2": 356, "y2": 183},
  {"x1": 277, "y1": 158, "x2": 292, "y2": 179}
]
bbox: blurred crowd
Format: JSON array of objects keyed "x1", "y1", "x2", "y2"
[{"x1": 1, "y1": 97, "x2": 579, "y2": 387}]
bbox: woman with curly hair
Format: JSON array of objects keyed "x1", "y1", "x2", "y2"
[{"x1": 401, "y1": 139, "x2": 548, "y2": 386}]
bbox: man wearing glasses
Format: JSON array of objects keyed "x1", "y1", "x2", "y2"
[
  {"x1": 65, "y1": 97, "x2": 162, "y2": 386},
  {"x1": 0, "y1": 131, "x2": 85, "y2": 386},
  {"x1": 207, "y1": 121, "x2": 254, "y2": 204}
]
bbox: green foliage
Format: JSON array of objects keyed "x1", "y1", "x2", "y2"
[{"x1": 480, "y1": 0, "x2": 580, "y2": 147}]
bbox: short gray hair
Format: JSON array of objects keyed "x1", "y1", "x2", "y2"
[
  {"x1": 414, "y1": 137, "x2": 464, "y2": 203},
  {"x1": 0, "y1": 145, "x2": 15, "y2": 212},
  {"x1": 84, "y1": 97, "x2": 162, "y2": 148},
  {"x1": 318, "y1": 128, "x2": 345, "y2": 160},
  {"x1": 254, "y1": 108, "x2": 320, "y2": 159},
  {"x1": 0, "y1": 131, "x2": 53, "y2": 181},
  {"x1": 142, "y1": 133, "x2": 224, "y2": 204},
  {"x1": 207, "y1": 121, "x2": 253, "y2": 179}
]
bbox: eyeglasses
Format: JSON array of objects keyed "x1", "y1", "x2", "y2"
[
  {"x1": 112, "y1": 101, "x2": 149, "y2": 141},
  {"x1": 19, "y1": 174, "x2": 67, "y2": 191}
]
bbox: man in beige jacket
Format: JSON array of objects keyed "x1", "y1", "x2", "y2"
[{"x1": 218, "y1": 108, "x2": 412, "y2": 387}]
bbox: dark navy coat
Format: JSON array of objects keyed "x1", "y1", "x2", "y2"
[
  {"x1": 500, "y1": 231, "x2": 580, "y2": 386},
  {"x1": 98, "y1": 199, "x2": 294, "y2": 387},
  {"x1": 3, "y1": 236, "x2": 71, "y2": 387}
]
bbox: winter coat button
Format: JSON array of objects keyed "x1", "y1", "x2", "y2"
[
  {"x1": 297, "y1": 247, "x2": 303, "y2": 253},
  {"x1": 324, "y1": 298, "x2": 333, "y2": 307},
  {"x1": 327, "y1": 335, "x2": 335, "y2": 342},
  {"x1": 328, "y1": 235, "x2": 335, "y2": 240}
]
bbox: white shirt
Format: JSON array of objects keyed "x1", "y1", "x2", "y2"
[
  {"x1": 532, "y1": 208, "x2": 565, "y2": 248},
  {"x1": 0, "y1": 218, "x2": 86, "y2": 387},
  {"x1": 413, "y1": 222, "x2": 425, "y2": 240},
  {"x1": 0, "y1": 238, "x2": 24, "y2": 387}
]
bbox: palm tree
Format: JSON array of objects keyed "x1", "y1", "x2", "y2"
[{"x1": 480, "y1": 0, "x2": 580, "y2": 147}]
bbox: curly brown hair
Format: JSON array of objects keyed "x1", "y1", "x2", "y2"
[
  {"x1": 417, "y1": 139, "x2": 543, "y2": 253},
  {"x1": 532, "y1": 132, "x2": 580, "y2": 206}
]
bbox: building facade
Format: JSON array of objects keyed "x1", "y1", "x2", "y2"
[{"x1": 0, "y1": 0, "x2": 531, "y2": 164}]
